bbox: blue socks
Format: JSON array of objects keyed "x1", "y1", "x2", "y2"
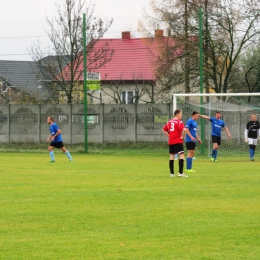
[
  {"x1": 65, "y1": 151, "x2": 72, "y2": 160},
  {"x1": 212, "y1": 149, "x2": 218, "y2": 160},
  {"x1": 186, "y1": 157, "x2": 192, "y2": 170},
  {"x1": 211, "y1": 149, "x2": 215, "y2": 158},
  {"x1": 49, "y1": 151, "x2": 55, "y2": 161},
  {"x1": 249, "y1": 148, "x2": 254, "y2": 159},
  {"x1": 49, "y1": 150, "x2": 72, "y2": 161}
]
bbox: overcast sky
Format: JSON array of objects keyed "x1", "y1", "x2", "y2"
[
  {"x1": 0, "y1": 0, "x2": 150, "y2": 60},
  {"x1": 0, "y1": 0, "x2": 148, "y2": 21}
]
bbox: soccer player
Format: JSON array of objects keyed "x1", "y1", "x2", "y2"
[
  {"x1": 244, "y1": 114, "x2": 260, "y2": 161},
  {"x1": 199, "y1": 111, "x2": 231, "y2": 162},
  {"x1": 185, "y1": 111, "x2": 202, "y2": 172},
  {"x1": 162, "y1": 109, "x2": 188, "y2": 177},
  {"x1": 47, "y1": 116, "x2": 72, "y2": 162}
]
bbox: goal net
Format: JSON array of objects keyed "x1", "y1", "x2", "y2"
[{"x1": 173, "y1": 93, "x2": 260, "y2": 158}]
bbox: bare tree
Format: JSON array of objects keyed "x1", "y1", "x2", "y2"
[
  {"x1": 204, "y1": 0, "x2": 260, "y2": 93},
  {"x1": 31, "y1": 0, "x2": 113, "y2": 104},
  {"x1": 234, "y1": 42, "x2": 260, "y2": 102},
  {"x1": 138, "y1": 0, "x2": 216, "y2": 93},
  {"x1": 139, "y1": 0, "x2": 260, "y2": 94}
]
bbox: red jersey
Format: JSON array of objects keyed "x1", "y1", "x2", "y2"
[{"x1": 163, "y1": 118, "x2": 185, "y2": 145}]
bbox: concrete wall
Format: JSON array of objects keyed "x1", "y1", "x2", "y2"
[
  {"x1": 0, "y1": 103, "x2": 256, "y2": 145},
  {"x1": 0, "y1": 103, "x2": 172, "y2": 144}
]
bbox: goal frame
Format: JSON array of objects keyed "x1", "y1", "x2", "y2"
[
  {"x1": 173, "y1": 92, "x2": 260, "y2": 112},
  {"x1": 173, "y1": 92, "x2": 260, "y2": 157}
]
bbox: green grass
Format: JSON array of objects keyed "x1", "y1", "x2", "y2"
[
  {"x1": 0, "y1": 142, "x2": 169, "y2": 154},
  {"x1": 0, "y1": 151, "x2": 259, "y2": 259}
]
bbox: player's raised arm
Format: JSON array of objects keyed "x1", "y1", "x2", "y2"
[{"x1": 198, "y1": 114, "x2": 210, "y2": 120}]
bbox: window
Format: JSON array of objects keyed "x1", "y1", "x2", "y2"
[{"x1": 121, "y1": 90, "x2": 138, "y2": 104}]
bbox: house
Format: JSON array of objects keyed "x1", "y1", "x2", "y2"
[
  {"x1": 0, "y1": 60, "x2": 38, "y2": 100},
  {"x1": 61, "y1": 30, "x2": 183, "y2": 104},
  {"x1": 0, "y1": 60, "x2": 49, "y2": 103},
  {"x1": 0, "y1": 55, "x2": 72, "y2": 104}
]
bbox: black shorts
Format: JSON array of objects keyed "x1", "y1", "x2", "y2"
[
  {"x1": 212, "y1": 136, "x2": 221, "y2": 145},
  {"x1": 169, "y1": 143, "x2": 184, "y2": 154},
  {"x1": 186, "y1": 142, "x2": 196, "y2": 150},
  {"x1": 50, "y1": 141, "x2": 64, "y2": 148}
]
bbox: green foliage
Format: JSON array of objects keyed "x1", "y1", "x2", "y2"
[{"x1": 0, "y1": 153, "x2": 259, "y2": 259}]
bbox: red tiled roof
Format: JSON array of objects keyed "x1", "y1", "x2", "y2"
[
  {"x1": 62, "y1": 35, "x2": 178, "y2": 82},
  {"x1": 87, "y1": 38, "x2": 159, "y2": 81}
]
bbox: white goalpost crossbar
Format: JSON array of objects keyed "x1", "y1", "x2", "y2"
[{"x1": 173, "y1": 92, "x2": 260, "y2": 112}]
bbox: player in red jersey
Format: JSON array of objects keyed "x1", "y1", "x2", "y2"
[{"x1": 162, "y1": 109, "x2": 188, "y2": 177}]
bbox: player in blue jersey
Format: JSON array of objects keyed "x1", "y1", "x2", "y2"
[
  {"x1": 199, "y1": 111, "x2": 231, "y2": 162},
  {"x1": 185, "y1": 111, "x2": 202, "y2": 172},
  {"x1": 47, "y1": 116, "x2": 72, "y2": 162}
]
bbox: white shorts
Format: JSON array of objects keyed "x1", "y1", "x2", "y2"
[{"x1": 248, "y1": 138, "x2": 257, "y2": 145}]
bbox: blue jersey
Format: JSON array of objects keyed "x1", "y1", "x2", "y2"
[
  {"x1": 185, "y1": 118, "x2": 197, "y2": 142},
  {"x1": 210, "y1": 118, "x2": 225, "y2": 137},
  {"x1": 49, "y1": 123, "x2": 62, "y2": 142}
]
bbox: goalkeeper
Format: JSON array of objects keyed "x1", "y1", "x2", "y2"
[{"x1": 244, "y1": 114, "x2": 260, "y2": 161}]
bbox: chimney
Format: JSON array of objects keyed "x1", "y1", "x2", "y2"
[
  {"x1": 122, "y1": 31, "x2": 131, "y2": 39},
  {"x1": 155, "y1": 29, "x2": 164, "y2": 37}
]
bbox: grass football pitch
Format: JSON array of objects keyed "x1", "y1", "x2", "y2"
[{"x1": 0, "y1": 151, "x2": 259, "y2": 259}]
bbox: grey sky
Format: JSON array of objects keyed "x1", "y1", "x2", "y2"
[
  {"x1": 0, "y1": 0, "x2": 149, "y2": 60},
  {"x1": 0, "y1": 0, "x2": 148, "y2": 21}
]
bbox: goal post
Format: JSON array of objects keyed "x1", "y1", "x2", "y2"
[
  {"x1": 173, "y1": 92, "x2": 260, "y2": 158},
  {"x1": 173, "y1": 92, "x2": 260, "y2": 111}
]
